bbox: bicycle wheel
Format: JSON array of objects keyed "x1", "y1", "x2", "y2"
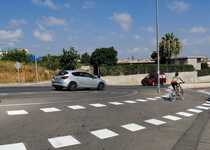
[{"x1": 178, "y1": 86, "x2": 184, "y2": 100}]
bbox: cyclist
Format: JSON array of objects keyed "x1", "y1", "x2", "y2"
[{"x1": 171, "y1": 71, "x2": 184, "y2": 91}]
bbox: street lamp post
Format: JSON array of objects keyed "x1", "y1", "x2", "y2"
[{"x1": 156, "y1": 0, "x2": 160, "y2": 93}]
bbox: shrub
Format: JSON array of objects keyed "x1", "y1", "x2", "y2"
[
  {"x1": 198, "y1": 68, "x2": 210, "y2": 76},
  {"x1": 100, "y1": 64, "x2": 194, "y2": 76},
  {"x1": 201, "y1": 63, "x2": 209, "y2": 70}
]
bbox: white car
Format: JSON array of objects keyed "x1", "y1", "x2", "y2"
[{"x1": 52, "y1": 70, "x2": 106, "y2": 90}]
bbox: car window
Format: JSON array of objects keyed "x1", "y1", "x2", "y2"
[
  {"x1": 81, "y1": 72, "x2": 95, "y2": 78},
  {"x1": 57, "y1": 70, "x2": 68, "y2": 76},
  {"x1": 72, "y1": 72, "x2": 81, "y2": 77}
]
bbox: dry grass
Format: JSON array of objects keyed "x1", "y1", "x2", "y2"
[{"x1": 0, "y1": 61, "x2": 55, "y2": 83}]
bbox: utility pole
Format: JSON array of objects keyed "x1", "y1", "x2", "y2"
[
  {"x1": 35, "y1": 56, "x2": 38, "y2": 82},
  {"x1": 156, "y1": 0, "x2": 160, "y2": 93}
]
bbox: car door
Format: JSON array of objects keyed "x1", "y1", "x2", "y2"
[
  {"x1": 82, "y1": 72, "x2": 98, "y2": 88},
  {"x1": 71, "y1": 72, "x2": 86, "y2": 87}
]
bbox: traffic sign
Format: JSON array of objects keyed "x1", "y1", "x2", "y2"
[{"x1": 15, "y1": 62, "x2": 21, "y2": 70}]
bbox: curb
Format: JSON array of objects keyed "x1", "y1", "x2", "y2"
[{"x1": 0, "y1": 81, "x2": 51, "y2": 87}]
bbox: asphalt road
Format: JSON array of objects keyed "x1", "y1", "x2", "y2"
[{"x1": 0, "y1": 85, "x2": 210, "y2": 150}]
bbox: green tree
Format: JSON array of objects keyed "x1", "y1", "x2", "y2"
[
  {"x1": 150, "y1": 51, "x2": 158, "y2": 62},
  {"x1": 1, "y1": 48, "x2": 31, "y2": 63},
  {"x1": 81, "y1": 52, "x2": 90, "y2": 64},
  {"x1": 39, "y1": 54, "x2": 61, "y2": 70},
  {"x1": 90, "y1": 47, "x2": 118, "y2": 66},
  {"x1": 90, "y1": 47, "x2": 118, "y2": 76},
  {"x1": 159, "y1": 33, "x2": 182, "y2": 64},
  {"x1": 59, "y1": 47, "x2": 80, "y2": 70}
]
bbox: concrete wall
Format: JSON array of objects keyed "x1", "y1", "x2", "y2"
[
  {"x1": 187, "y1": 59, "x2": 201, "y2": 70},
  {"x1": 102, "y1": 71, "x2": 198, "y2": 85},
  {"x1": 165, "y1": 71, "x2": 197, "y2": 83},
  {"x1": 197, "y1": 75, "x2": 210, "y2": 83}
]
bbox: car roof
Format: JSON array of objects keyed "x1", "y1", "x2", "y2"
[{"x1": 63, "y1": 70, "x2": 90, "y2": 74}]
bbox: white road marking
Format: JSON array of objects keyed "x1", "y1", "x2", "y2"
[
  {"x1": 48, "y1": 135, "x2": 80, "y2": 148},
  {"x1": 144, "y1": 119, "x2": 166, "y2": 126},
  {"x1": 0, "y1": 101, "x2": 73, "y2": 107},
  {"x1": 0, "y1": 93, "x2": 9, "y2": 96},
  {"x1": 68, "y1": 105, "x2": 86, "y2": 110},
  {"x1": 89, "y1": 103, "x2": 107, "y2": 108},
  {"x1": 108, "y1": 102, "x2": 124, "y2": 105},
  {"x1": 124, "y1": 100, "x2": 137, "y2": 104},
  {"x1": 155, "y1": 97, "x2": 161, "y2": 99},
  {"x1": 121, "y1": 123, "x2": 146, "y2": 132},
  {"x1": 7, "y1": 110, "x2": 28, "y2": 116},
  {"x1": 147, "y1": 98, "x2": 157, "y2": 101},
  {"x1": 196, "y1": 106, "x2": 209, "y2": 110},
  {"x1": 206, "y1": 101, "x2": 210, "y2": 104},
  {"x1": 176, "y1": 112, "x2": 193, "y2": 117},
  {"x1": 187, "y1": 109, "x2": 203, "y2": 113},
  {"x1": 0, "y1": 142, "x2": 27, "y2": 150},
  {"x1": 202, "y1": 103, "x2": 210, "y2": 107},
  {"x1": 136, "y1": 99, "x2": 148, "y2": 102},
  {"x1": 197, "y1": 90, "x2": 210, "y2": 95},
  {"x1": 90, "y1": 129, "x2": 119, "y2": 139},
  {"x1": 163, "y1": 115, "x2": 182, "y2": 121},
  {"x1": 40, "y1": 107, "x2": 61, "y2": 112}
]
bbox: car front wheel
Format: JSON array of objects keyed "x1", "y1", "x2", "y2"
[{"x1": 97, "y1": 83, "x2": 105, "y2": 90}]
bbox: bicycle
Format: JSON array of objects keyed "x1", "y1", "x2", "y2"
[{"x1": 169, "y1": 82, "x2": 184, "y2": 101}]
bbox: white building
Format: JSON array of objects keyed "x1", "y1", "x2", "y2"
[{"x1": 170, "y1": 56, "x2": 208, "y2": 70}]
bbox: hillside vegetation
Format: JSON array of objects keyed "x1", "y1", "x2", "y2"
[{"x1": 0, "y1": 61, "x2": 54, "y2": 83}]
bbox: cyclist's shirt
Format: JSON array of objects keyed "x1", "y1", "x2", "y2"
[{"x1": 171, "y1": 76, "x2": 182, "y2": 83}]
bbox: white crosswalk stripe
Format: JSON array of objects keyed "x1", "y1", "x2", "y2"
[
  {"x1": 40, "y1": 107, "x2": 61, "y2": 112},
  {"x1": 155, "y1": 97, "x2": 161, "y2": 99},
  {"x1": 68, "y1": 105, "x2": 86, "y2": 110},
  {"x1": 162, "y1": 115, "x2": 182, "y2": 121},
  {"x1": 109, "y1": 102, "x2": 124, "y2": 105},
  {"x1": 144, "y1": 119, "x2": 166, "y2": 126},
  {"x1": 196, "y1": 106, "x2": 210, "y2": 110},
  {"x1": 90, "y1": 129, "x2": 119, "y2": 139},
  {"x1": 7, "y1": 110, "x2": 28, "y2": 116},
  {"x1": 121, "y1": 123, "x2": 146, "y2": 132},
  {"x1": 202, "y1": 103, "x2": 210, "y2": 107},
  {"x1": 89, "y1": 103, "x2": 107, "y2": 107},
  {"x1": 176, "y1": 112, "x2": 193, "y2": 117},
  {"x1": 0, "y1": 143, "x2": 27, "y2": 150},
  {"x1": 48, "y1": 135, "x2": 81, "y2": 148},
  {"x1": 197, "y1": 90, "x2": 210, "y2": 95},
  {"x1": 124, "y1": 100, "x2": 137, "y2": 104},
  {"x1": 136, "y1": 99, "x2": 148, "y2": 102},
  {"x1": 187, "y1": 108, "x2": 203, "y2": 113},
  {"x1": 147, "y1": 98, "x2": 157, "y2": 101}
]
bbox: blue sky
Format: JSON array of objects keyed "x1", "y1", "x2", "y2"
[{"x1": 0, "y1": 0, "x2": 210, "y2": 59}]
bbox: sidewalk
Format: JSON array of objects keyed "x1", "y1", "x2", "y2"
[
  {"x1": 197, "y1": 111, "x2": 210, "y2": 150},
  {"x1": 0, "y1": 81, "x2": 51, "y2": 87},
  {"x1": 182, "y1": 83, "x2": 210, "y2": 89},
  {"x1": 0, "y1": 81, "x2": 210, "y2": 88}
]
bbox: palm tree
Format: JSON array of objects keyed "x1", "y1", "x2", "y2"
[{"x1": 159, "y1": 33, "x2": 182, "y2": 64}]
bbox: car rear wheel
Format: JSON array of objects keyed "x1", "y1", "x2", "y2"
[
  {"x1": 97, "y1": 83, "x2": 105, "y2": 90},
  {"x1": 54, "y1": 86, "x2": 63, "y2": 91},
  {"x1": 68, "y1": 82, "x2": 77, "y2": 91}
]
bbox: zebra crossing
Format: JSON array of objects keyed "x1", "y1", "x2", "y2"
[
  {"x1": 1, "y1": 99, "x2": 209, "y2": 150},
  {"x1": 4, "y1": 96, "x2": 160, "y2": 116}
]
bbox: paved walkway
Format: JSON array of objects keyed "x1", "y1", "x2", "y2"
[{"x1": 197, "y1": 110, "x2": 210, "y2": 150}]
